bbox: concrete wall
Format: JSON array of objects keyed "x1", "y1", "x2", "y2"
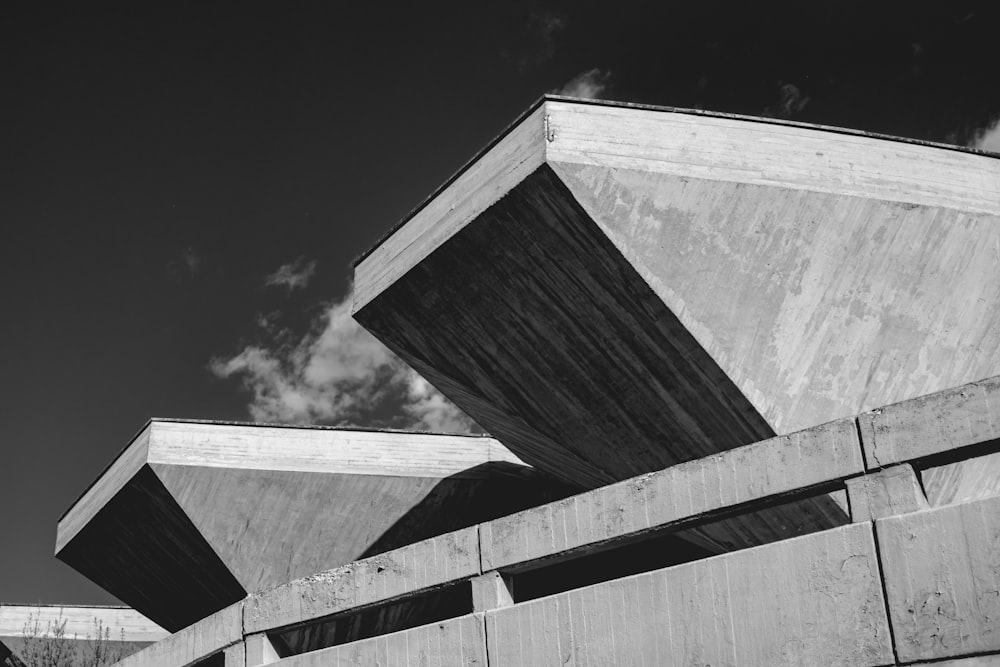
[{"x1": 114, "y1": 377, "x2": 1000, "y2": 667}]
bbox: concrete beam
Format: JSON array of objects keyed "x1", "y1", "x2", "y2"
[
  {"x1": 56, "y1": 420, "x2": 572, "y2": 631},
  {"x1": 481, "y1": 418, "x2": 859, "y2": 570},
  {"x1": 114, "y1": 600, "x2": 242, "y2": 667},
  {"x1": 353, "y1": 97, "x2": 1000, "y2": 551},
  {"x1": 244, "y1": 527, "x2": 480, "y2": 636},
  {"x1": 859, "y1": 375, "x2": 1000, "y2": 508}
]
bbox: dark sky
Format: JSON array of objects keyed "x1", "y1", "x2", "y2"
[{"x1": 1, "y1": 2, "x2": 998, "y2": 608}]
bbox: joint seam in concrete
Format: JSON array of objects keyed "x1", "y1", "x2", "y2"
[
  {"x1": 855, "y1": 416, "x2": 872, "y2": 471},
  {"x1": 869, "y1": 519, "x2": 902, "y2": 666},
  {"x1": 476, "y1": 522, "x2": 485, "y2": 576},
  {"x1": 480, "y1": 612, "x2": 492, "y2": 667}
]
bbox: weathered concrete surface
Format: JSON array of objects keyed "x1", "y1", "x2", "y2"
[
  {"x1": 845, "y1": 464, "x2": 929, "y2": 521},
  {"x1": 877, "y1": 494, "x2": 1000, "y2": 663},
  {"x1": 244, "y1": 527, "x2": 480, "y2": 635},
  {"x1": 114, "y1": 601, "x2": 242, "y2": 667},
  {"x1": 485, "y1": 522, "x2": 892, "y2": 666},
  {"x1": 860, "y1": 375, "x2": 1000, "y2": 507},
  {"x1": 268, "y1": 614, "x2": 486, "y2": 667},
  {"x1": 481, "y1": 418, "x2": 857, "y2": 567},
  {"x1": 354, "y1": 98, "x2": 1000, "y2": 545},
  {"x1": 0, "y1": 605, "x2": 165, "y2": 666},
  {"x1": 911, "y1": 657, "x2": 1000, "y2": 666},
  {"x1": 57, "y1": 419, "x2": 570, "y2": 630}
]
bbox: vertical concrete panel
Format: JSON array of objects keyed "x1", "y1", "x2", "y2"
[
  {"x1": 878, "y1": 495, "x2": 1000, "y2": 662},
  {"x1": 485, "y1": 523, "x2": 892, "y2": 666}
]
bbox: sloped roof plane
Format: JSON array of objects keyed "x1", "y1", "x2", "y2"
[
  {"x1": 55, "y1": 419, "x2": 573, "y2": 631},
  {"x1": 352, "y1": 96, "x2": 1000, "y2": 550}
]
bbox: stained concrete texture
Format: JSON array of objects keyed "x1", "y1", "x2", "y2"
[{"x1": 353, "y1": 98, "x2": 1000, "y2": 548}]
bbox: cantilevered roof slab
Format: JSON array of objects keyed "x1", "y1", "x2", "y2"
[
  {"x1": 55, "y1": 419, "x2": 573, "y2": 632},
  {"x1": 352, "y1": 97, "x2": 1000, "y2": 541},
  {"x1": 0, "y1": 604, "x2": 165, "y2": 666}
]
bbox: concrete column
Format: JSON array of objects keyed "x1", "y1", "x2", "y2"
[
  {"x1": 245, "y1": 633, "x2": 280, "y2": 666},
  {"x1": 471, "y1": 571, "x2": 515, "y2": 612},
  {"x1": 222, "y1": 641, "x2": 246, "y2": 667},
  {"x1": 846, "y1": 463, "x2": 929, "y2": 521}
]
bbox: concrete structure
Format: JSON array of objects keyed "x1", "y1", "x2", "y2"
[
  {"x1": 56, "y1": 419, "x2": 573, "y2": 631},
  {"x1": 0, "y1": 605, "x2": 164, "y2": 666},
  {"x1": 34, "y1": 98, "x2": 1000, "y2": 666},
  {"x1": 100, "y1": 376, "x2": 1000, "y2": 666},
  {"x1": 352, "y1": 97, "x2": 1000, "y2": 550}
]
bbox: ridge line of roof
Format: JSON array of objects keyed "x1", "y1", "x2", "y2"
[{"x1": 351, "y1": 94, "x2": 998, "y2": 270}]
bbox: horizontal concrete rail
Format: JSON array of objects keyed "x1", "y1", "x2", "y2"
[
  {"x1": 113, "y1": 375, "x2": 1000, "y2": 667},
  {"x1": 481, "y1": 417, "x2": 861, "y2": 571},
  {"x1": 114, "y1": 601, "x2": 242, "y2": 667},
  {"x1": 859, "y1": 375, "x2": 1000, "y2": 468},
  {"x1": 244, "y1": 527, "x2": 480, "y2": 634}
]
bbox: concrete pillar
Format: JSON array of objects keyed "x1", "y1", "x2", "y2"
[
  {"x1": 846, "y1": 463, "x2": 929, "y2": 521},
  {"x1": 471, "y1": 571, "x2": 515, "y2": 612},
  {"x1": 245, "y1": 633, "x2": 280, "y2": 666}
]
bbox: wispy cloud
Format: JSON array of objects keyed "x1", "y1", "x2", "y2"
[
  {"x1": 265, "y1": 257, "x2": 318, "y2": 291},
  {"x1": 764, "y1": 82, "x2": 810, "y2": 119},
  {"x1": 555, "y1": 68, "x2": 611, "y2": 99},
  {"x1": 504, "y1": 9, "x2": 567, "y2": 69},
  {"x1": 972, "y1": 117, "x2": 1000, "y2": 153},
  {"x1": 210, "y1": 290, "x2": 477, "y2": 433},
  {"x1": 166, "y1": 248, "x2": 201, "y2": 281}
]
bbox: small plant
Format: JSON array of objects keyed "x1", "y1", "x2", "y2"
[
  {"x1": 18, "y1": 611, "x2": 73, "y2": 667},
  {"x1": 13, "y1": 611, "x2": 130, "y2": 667}
]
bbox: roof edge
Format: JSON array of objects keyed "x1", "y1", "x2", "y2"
[{"x1": 352, "y1": 94, "x2": 998, "y2": 269}]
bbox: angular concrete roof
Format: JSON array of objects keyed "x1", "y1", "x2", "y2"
[
  {"x1": 352, "y1": 97, "x2": 1000, "y2": 550},
  {"x1": 55, "y1": 419, "x2": 573, "y2": 631},
  {"x1": 0, "y1": 604, "x2": 165, "y2": 666}
]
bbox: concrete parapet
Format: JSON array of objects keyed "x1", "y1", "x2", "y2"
[
  {"x1": 108, "y1": 377, "x2": 1000, "y2": 666},
  {"x1": 485, "y1": 523, "x2": 892, "y2": 666},
  {"x1": 878, "y1": 494, "x2": 1000, "y2": 663}
]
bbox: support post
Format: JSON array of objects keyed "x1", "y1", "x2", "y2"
[
  {"x1": 471, "y1": 570, "x2": 515, "y2": 612},
  {"x1": 845, "y1": 463, "x2": 929, "y2": 521},
  {"x1": 245, "y1": 633, "x2": 280, "y2": 666},
  {"x1": 223, "y1": 641, "x2": 246, "y2": 667}
]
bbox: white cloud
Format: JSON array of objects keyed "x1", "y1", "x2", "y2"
[
  {"x1": 972, "y1": 118, "x2": 1000, "y2": 153},
  {"x1": 210, "y1": 290, "x2": 477, "y2": 433},
  {"x1": 264, "y1": 257, "x2": 318, "y2": 291},
  {"x1": 555, "y1": 68, "x2": 611, "y2": 100},
  {"x1": 167, "y1": 248, "x2": 201, "y2": 280}
]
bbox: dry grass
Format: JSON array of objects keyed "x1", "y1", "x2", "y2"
[{"x1": 4, "y1": 611, "x2": 129, "y2": 667}]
